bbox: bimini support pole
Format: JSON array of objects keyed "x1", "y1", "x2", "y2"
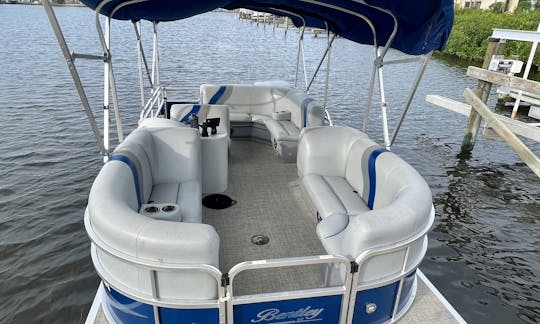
[
  {"x1": 300, "y1": 29, "x2": 309, "y2": 91},
  {"x1": 375, "y1": 48, "x2": 391, "y2": 149},
  {"x1": 390, "y1": 52, "x2": 432, "y2": 146},
  {"x1": 362, "y1": 49, "x2": 378, "y2": 133},
  {"x1": 102, "y1": 17, "x2": 111, "y2": 160},
  {"x1": 306, "y1": 32, "x2": 337, "y2": 92},
  {"x1": 135, "y1": 21, "x2": 146, "y2": 110},
  {"x1": 323, "y1": 27, "x2": 333, "y2": 111},
  {"x1": 107, "y1": 33, "x2": 123, "y2": 143},
  {"x1": 95, "y1": 9, "x2": 124, "y2": 148},
  {"x1": 133, "y1": 21, "x2": 155, "y2": 110},
  {"x1": 151, "y1": 22, "x2": 160, "y2": 93},
  {"x1": 42, "y1": 0, "x2": 107, "y2": 158},
  {"x1": 294, "y1": 24, "x2": 307, "y2": 89}
]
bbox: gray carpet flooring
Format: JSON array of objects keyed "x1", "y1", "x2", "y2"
[{"x1": 202, "y1": 140, "x2": 327, "y2": 295}]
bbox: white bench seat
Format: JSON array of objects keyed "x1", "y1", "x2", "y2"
[
  {"x1": 265, "y1": 120, "x2": 301, "y2": 140},
  {"x1": 302, "y1": 174, "x2": 371, "y2": 219},
  {"x1": 149, "y1": 180, "x2": 201, "y2": 223},
  {"x1": 86, "y1": 125, "x2": 220, "y2": 301},
  {"x1": 298, "y1": 126, "x2": 434, "y2": 285},
  {"x1": 200, "y1": 84, "x2": 326, "y2": 162}
]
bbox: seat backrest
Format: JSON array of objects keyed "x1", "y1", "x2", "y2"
[
  {"x1": 201, "y1": 84, "x2": 326, "y2": 130},
  {"x1": 341, "y1": 155, "x2": 433, "y2": 278},
  {"x1": 149, "y1": 127, "x2": 201, "y2": 185},
  {"x1": 200, "y1": 84, "x2": 252, "y2": 114},
  {"x1": 112, "y1": 128, "x2": 155, "y2": 204},
  {"x1": 344, "y1": 138, "x2": 380, "y2": 206},
  {"x1": 170, "y1": 104, "x2": 230, "y2": 136},
  {"x1": 298, "y1": 126, "x2": 369, "y2": 178}
]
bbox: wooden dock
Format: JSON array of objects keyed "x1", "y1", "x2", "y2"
[{"x1": 426, "y1": 29, "x2": 540, "y2": 178}]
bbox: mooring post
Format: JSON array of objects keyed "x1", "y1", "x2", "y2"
[
  {"x1": 464, "y1": 88, "x2": 540, "y2": 178},
  {"x1": 461, "y1": 37, "x2": 505, "y2": 152}
]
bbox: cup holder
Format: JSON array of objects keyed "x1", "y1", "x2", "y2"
[
  {"x1": 161, "y1": 205, "x2": 176, "y2": 212},
  {"x1": 144, "y1": 206, "x2": 159, "y2": 213},
  {"x1": 140, "y1": 203, "x2": 181, "y2": 221}
]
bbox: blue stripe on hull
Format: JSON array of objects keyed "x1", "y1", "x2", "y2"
[
  {"x1": 103, "y1": 287, "x2": 219, "y2": 324},
  {"x1": 104, "y1": 288, "x2": 153, "y2": 324}
]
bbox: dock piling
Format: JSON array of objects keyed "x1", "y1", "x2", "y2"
[
  {"x1": 461, "y1": 37, "x2": 505, "y2": 152},
  {"x1": 464, "y1": 88, "x2": 540, "y2": 177}
]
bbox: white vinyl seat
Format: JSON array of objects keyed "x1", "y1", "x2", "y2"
[
  {"x1": 297, "y1": 126, "x2": 434, "y2": 284},
  {"x1": 86, "y1": 126, "x2": 220, "y2": 301},
  {"x1": 200, "y1": 84, "x2": 326, "y2": 162}
]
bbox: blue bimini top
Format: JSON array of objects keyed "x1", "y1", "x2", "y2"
[{"x1": 79, "y1": 0, "x2": 454, "y2": 55}]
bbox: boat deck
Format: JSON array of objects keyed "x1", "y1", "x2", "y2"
[
  {"x1": 204, "y1": 140, "x2": 326, "y2": 295},
  {"x1": 90, "y1": 140, "x2": 463, "y2": 323}
]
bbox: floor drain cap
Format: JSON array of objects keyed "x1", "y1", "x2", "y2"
[{"x1": 251, "y1": 234, "x2": 270, "y2": 245}]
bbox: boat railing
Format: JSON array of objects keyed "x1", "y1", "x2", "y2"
[
  {"x1": 140, "y1": 86, "x2": 166, "y2": 122},
  {"x1": 226, "y1": 255, "x2": 352, "y2": 324},
  {"x1": 345, "y1": 206, "x2": 435, "y2": 324},
  {"x1": 86, "y1": 204, "x2": 433, "y2": 324},
  {"x1": 324, "y1": 107, "x2": 334, "y2": 126}
]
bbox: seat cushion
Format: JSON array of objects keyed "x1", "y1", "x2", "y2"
[
  {"x1": 149, "y1": 183, "x2": 179, "y2": 204},
  {"x1": 148, "y1": 181, "x2": 202, "y2": 223},
  {"x1": 250, "y1": 113, "x2": 272, "y2": 124},
  {"x1": 302, "y1": 174, "x2": 369, "y2": 219},
  {"x1": 266, "y1": 120, "x2": 300, "y2": 142}
]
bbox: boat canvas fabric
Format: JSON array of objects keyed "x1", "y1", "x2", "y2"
[{"x1": 78, "y1": 0, "x2": 453, "y2": 55}]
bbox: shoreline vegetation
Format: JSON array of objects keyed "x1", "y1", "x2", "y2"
[{"x1": 440, "y1": 8, "x2": 540, "y2": 80}]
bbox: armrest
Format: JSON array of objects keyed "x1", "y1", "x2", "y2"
[{"x1": 316, "y1": 213, "x2": 349, "y2": 239}]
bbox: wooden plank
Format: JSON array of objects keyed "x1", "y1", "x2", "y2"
[
  {"x1": 426, "y1": 95, "x2": 471, "y2": 116},
  {"x1": 426, "y1": 95, "x2": 540, "y2": 142},
  {"x1": 467, "y1": 66, "x2": 540, "y2": 95},
  {"x1": 492, "y1": 28, "x2": 540, "y2": 43},
  {"x1": 506, "y1": 90, "x2": 540, "y2": 107},
  {"x1": 464, "y1": 88, "x2": 540, "y2": 178}
]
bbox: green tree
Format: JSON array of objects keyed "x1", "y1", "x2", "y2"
[{"x1": 442, "y1": 9, "x2": 540, "y2": 66}]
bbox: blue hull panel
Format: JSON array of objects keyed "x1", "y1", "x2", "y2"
[
  {"x1": 103, "y1": 287, "x2": 219, "y2": 324},
  {"x1": 234, "y1": 295, "x2": 342, "y2": 324},
  {"x1": 103, "y1": 272, "x2": 415, "y2": 323}
]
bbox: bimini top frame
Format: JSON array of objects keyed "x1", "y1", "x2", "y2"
[
  {"x1": 79, "y1": 0, "x2": 454, "y2": 56},
  {"x1": 43, "y1": 0, "x2": 454, "y2": 157}
]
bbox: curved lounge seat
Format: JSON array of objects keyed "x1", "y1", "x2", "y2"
[
  {"x1": 86, "y1": 126, "x2": 220, "y2": 301},
  {"x1": 200, "y1": 84, "x2": 325, "y2": 162},
  {"x1": 298, "y1": 126, "x2": 434, "y2": 284}
]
